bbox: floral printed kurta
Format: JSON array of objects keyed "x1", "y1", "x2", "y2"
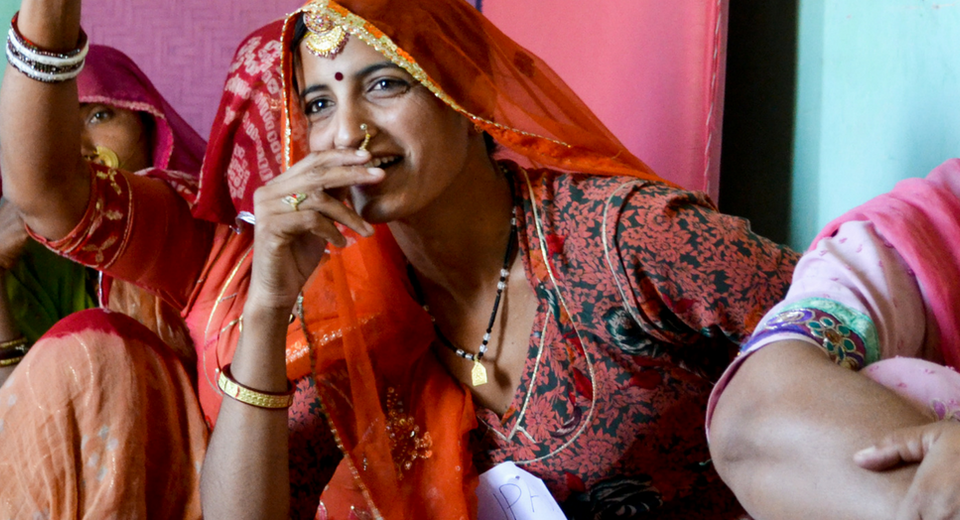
[
  {"x1": 291, "y1": 164, "x2": 796, "y2": 519},
  {"x1": 468, "y1": 165, "x2": 797, "y2": 519}
]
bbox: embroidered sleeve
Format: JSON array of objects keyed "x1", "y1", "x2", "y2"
[
  {"x1": 608, "y1": 182, "x2": 799, "y2": 348},
  {"x1": 739, "y1": 219, "x2": 927, "y2": 369},
  {"x1": 705, "y1": 220, "x2": 928, "y2": 433},
  {"x1": 744, "y1": 298, "x2": 878, "y2": 370},
  {"x1": 28, "y1": 164, "x2": 133, "y2": 270},
  {"x1": 27, "y1": 163, "x2": 215, "y2": 310}
]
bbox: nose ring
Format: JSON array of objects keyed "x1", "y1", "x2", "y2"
[
  {"x1": 93, "y1": 145, "x2": 120, "y2": 169},
  {"x1": 359, "y1": 123, "x2": 371, "y2": 152}
]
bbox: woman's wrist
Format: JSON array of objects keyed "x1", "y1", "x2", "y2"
[
  {"x1": 227, "y1": 302, "x2": 293, "y2": 393},
  {"x1": 241, "y1": 299, "x2": 295, "y2": 329},
  {"x1": 16, "y1": 0, "x2": 82, "y2": 52}
]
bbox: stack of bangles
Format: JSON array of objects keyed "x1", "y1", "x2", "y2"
[
  {"x1": 5, "y1": 12, "x2": 88, "y2": 83},
  {"x1": 0, "y1": 336, "x2": 30, "y2": 367},
  {"x1": 217, "y1": 364, "x2": 295, "y2": 409}
]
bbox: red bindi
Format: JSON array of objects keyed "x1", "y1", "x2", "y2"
[{"x1": 334, "y1": 72, "x2": 344, "y2": 81}]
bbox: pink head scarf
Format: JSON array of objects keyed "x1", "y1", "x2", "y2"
[
  {"x1": 77, "y1": 45, "x2": 207, "y2": 186},
  {"x1": 2, "y1": 45, "x2": 206, "y2": 198}
]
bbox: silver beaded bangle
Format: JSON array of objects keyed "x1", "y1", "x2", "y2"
[{"x1": 5, "y1": 12, "x2": 88, "y2": 83}]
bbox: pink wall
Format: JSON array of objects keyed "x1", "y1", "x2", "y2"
[
  {"x1": 81, "y1": 0, "x2": 727, "y2": 197},
  {"x1": 483, "y1": 0, "x2": 728, "y2": 197},
  {"x1": 81, "y1": 0, "x2": 302, "y2": 138}
]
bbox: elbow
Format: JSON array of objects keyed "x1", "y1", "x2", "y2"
[
  {"x1": 709, "y1": 377, "x2": 765, "y2": 483},
  {"x1": 708, "y1": 347, "x2": 802, "y2": 495}
]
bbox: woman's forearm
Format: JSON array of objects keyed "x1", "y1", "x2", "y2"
[
  {"x1": 200, "y1": 303, "x2": 291, "y2": 519},
  {"x1": 0, "y1": 273, "x2": 22, "y2": 386},
  {"x1": 710, "y1": 340, "x2": 930, "y2": 519},
  {"x1": 0, "y1": 0, "x2": 90, "y2": 240}
]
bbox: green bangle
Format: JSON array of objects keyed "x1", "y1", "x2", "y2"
[
  {"x1": 0, "y1": 345, "x2": 29, "y2": 363},
  {"x1": 0, "y1": 355, "x2": 24, "y2": 367},
  {"x1": 0, "y1": 336, "x2": 28, "y2": 350}
]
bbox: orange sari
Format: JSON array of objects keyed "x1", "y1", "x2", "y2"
[{"x1": 0, "y1": 310, "x2": 206, "y2": 518}]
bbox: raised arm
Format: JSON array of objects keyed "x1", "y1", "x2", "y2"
[{"x1": 0, "y1": 0, "x2": 89, "y2": 240}]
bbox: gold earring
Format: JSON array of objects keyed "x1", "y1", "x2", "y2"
[
  {"x1": 359, "y1": 123, "x2": 371, "y2": 151},
  {"x1": 94, "y1": 145, "x2": 120, "y2": 169}
]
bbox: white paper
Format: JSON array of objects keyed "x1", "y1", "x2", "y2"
[{"x1": 476, "y1": 461, "x2": 567, "y2": 520}]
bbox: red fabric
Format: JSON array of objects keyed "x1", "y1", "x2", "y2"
[
  {"x1": 465, "y1": 167, "x2": 792, "y2": 517},
  {"x1": 28, "y1": 165, "x2": 214, "y2": 314},
  {"x1": 193, "y1": 20, "x2": 286, "y2": 224},
  {"x1": 280, "y1": 1, "x2": 671, "y2": 183},
  {"x1": 812, "y1": 159, "x2": 960, "y2": 369},
  {"x1": 76, "y1": 45, "x2": 208, "y2": 363}
]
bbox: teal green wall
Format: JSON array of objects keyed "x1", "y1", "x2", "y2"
[
  {"x1": 0, "y1": 0, "x2": 18, "y2": 78},
  {"x1": 790, "y1": 0, "x2": 960, "y2": 249}
]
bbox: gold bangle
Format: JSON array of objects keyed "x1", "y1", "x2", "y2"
[
  {"x1": 0, "y1": 336, "x2": 28, "y2": 350},
  {"x1": 0, "y1": 355, "x2": 24, "y2": 367},
  {"x1": 217, "y1": 364, "x2": 295, "y2": 409},
  {"x1": 0, "y1": 345, "x2": 29, "y2": 360}
]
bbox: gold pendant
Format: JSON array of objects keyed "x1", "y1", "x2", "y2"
[{"x1": 471, "y1": 359, "x2": 488, "y2": 387}]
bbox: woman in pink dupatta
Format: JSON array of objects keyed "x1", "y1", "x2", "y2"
[
  {"x1": 709, "y1": 159, "x2": 960, "y2": 519},
  {"x1": 0, "y1": 45, "x2": 208, "y2": 519}
]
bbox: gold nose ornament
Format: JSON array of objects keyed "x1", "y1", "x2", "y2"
[
  {"x1": 359, "y1": 123, "x2": 371, "y2": 152},
  {"x1": 93, "y1": 145, "x2": 120, "y2": 169}
]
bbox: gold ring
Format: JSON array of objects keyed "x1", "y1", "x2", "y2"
[
  {"x1": 359, "y1": 123, "x2": 371, "y2": 151},
  {"x1": 282, "y1": 192, "x2": 308, "y2": 211}
]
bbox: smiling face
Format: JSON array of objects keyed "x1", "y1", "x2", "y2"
[
  {"x1": 297, "y1": 36, "x2": 479, "y2": 223},
  {"x1": 79, "y1": 103, "x2": 152, "y2": 172}
]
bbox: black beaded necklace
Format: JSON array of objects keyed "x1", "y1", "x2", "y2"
[{"x1": 408, "y1": 171, "x2": 518, "y2": 387}]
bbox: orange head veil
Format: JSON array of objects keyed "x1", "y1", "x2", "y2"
[{"x1": 280, "y1": 1, "x2": 667, "y2": 517}]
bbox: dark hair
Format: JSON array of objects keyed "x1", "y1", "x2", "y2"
[
  {"x1": 139, "y1": 111, "x2": 156, "y2": 165},
  {"x1": 292, "y1": 15, "x2": 309, "y2": 53},
  {"x1": 289, "y1": 16, "x2": 309, "y2": 97}
]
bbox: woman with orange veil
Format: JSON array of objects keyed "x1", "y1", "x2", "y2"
[
  {"x1": 201, "y1": 2, "x2": 797, "y2": 518},
  {"x1": 1, "y1": 0, "x2": 796, "y2": 518}
]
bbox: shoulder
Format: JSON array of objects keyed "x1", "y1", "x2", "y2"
[
  {"x1": 519, "y1": 167, "x2": 718, "y2": 230},
  {"x1": 517, "y1": 167, "x2": 730, "y2": 252},
  {"x1": 522, "y1": 167, "x2": 711, "y2": 209}
]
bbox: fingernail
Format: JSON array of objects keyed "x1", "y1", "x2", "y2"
[
  {"x1": 854, "y1": 446, "x2": 876, "y2": 460},
  {"x1": 366, "y1": 168, "x2": 384, "y2": 178},
  {"x1": 355, "y1": 149, "x2": 370, "y2": 157}
]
